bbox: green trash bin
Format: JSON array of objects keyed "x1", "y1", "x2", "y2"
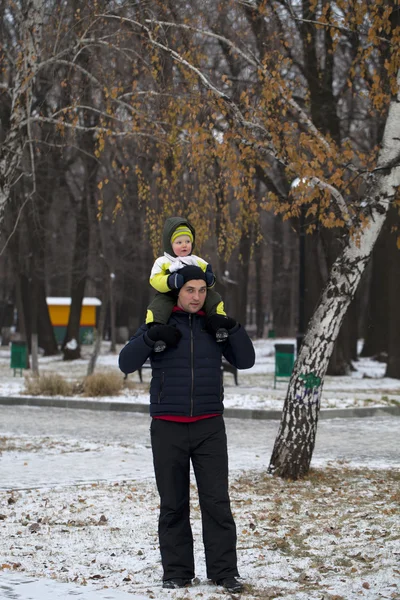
[
  {"x1": 274, "y1": 343, "x2": 295, "y2": 388},
  {"x1": 11, "y1": 341, "x2": 28, "y2": 376}
]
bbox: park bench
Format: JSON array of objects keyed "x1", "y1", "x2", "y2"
[{"x1": 126, "y1": 358, "x2": 238, "y2": 385}]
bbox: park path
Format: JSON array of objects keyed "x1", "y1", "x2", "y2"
[{"x1": 0, "y1": 406, "x2": 398, "y2": 490}]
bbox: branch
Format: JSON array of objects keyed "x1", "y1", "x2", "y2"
[
  {"x1": 26, "y1": 94, "x2": 37, "y2": 201},
  {"x1": 79, "y1": 36, "x2": 152, "y2": 70},
  {"x1": 49, "y1": 103, "x2": 169, "y2": 136},
  {"x1": 309, "y1": 177, "x2": 354, "y2": 224},
  {"x1": 23, "y1": 139, "x2": 102, "y2": 162},
  {"x1": 145, "y1": 19, "x2": 260, "y2": 70},
  {"x1": 99, "y1": 15, "x2": 277, "y2": 149},
  {"x1": 50, "y1": 104, "x2": 126, "y2": 123},
  {"x1": 284, "y1": 0, "x2": 391, "y2": 45},
  {"x1": 143, "y1": 18, "x2": 335, "y2": 155},
  {"x1": 39, "y1": 58, "x2": 102, "y2": 87},
  {"x1": 0, "y1": 194, "x2": 33, "y2": 257},
  {"x1": 20, "y1": 115, "x2": 168, "y2": 143}
]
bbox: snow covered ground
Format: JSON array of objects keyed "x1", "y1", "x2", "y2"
[
  {"x1": 0, "y1": 407, "x2": 399, "y2": 600},
  {"x1": 1, "y1": 338, "x2": 400, "y2": 411},
  {"x1": 0, "y1": 338, "x2": 399, "y2": 599},
  {"x1": 1, "y1": 466, "x2": 398, "y2": 600}
]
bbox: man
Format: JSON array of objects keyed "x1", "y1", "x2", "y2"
[{"x1": 119, "y1": 265, "x2": 255, "y2": 593}]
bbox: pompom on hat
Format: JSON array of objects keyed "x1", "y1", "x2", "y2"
[{"x1": 171, "y1": 225, "x2": 194, "y2": 244}]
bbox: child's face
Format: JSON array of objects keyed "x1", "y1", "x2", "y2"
[{"x1": 172, "y1": 235, "x2": 192, "y2": 257}]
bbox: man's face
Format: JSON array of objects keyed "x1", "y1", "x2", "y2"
[
  {"x1": 172, "y1": 235, "x2": 192, "y2": 257},
  {"x1": 177, "y1": 279, "x2": 207, "y2": 313}
]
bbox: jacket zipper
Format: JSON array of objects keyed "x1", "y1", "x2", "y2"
[{"x1": 190, "y1": 314, "x2": 194, "y2": 416}]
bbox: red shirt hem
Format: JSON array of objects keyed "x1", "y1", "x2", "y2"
[{"x1": 152, "y1": 414, "x2": 220, "y2": 423}]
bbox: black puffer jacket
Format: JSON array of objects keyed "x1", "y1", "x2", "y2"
[{"x1": 118, "y1": 310, "x2": 255, "y2": 417}]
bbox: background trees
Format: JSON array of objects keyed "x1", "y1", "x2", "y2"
[{"x1": 0, "y1": 2, "x2": 399, "y2": 396}]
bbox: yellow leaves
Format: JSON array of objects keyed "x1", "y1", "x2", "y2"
[
  {"x1": 94, "y1": 135, "x2": 105, "y2": 158},
  {"x1": 397, "y1": 236, "x2": 400, "y2": 250},
  {"x1": 97, "y1": 198, "x2": 103, "y2": 221},
  {"x1": 110, "y1": 87, "x2": 119, "y2": 99},
  {"x1": 97, "y1": 179, "x2": 108, "y2": 191},
  {"x1": 260, "y1": 192, "x2": 279, "y2": 212},
  {"x1": 113, "y1": 195, "x2": 123, "y2": 220},
  {"x1": 249, "y1": 201, "x2": 258, "y2": 213},
  {"x1": 306, "y1": 205, "x2": 317, "y2": 218}
]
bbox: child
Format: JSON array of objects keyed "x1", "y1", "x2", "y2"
[{"x1": 146, "y1": 216, "x2": 231, "y2": 345}]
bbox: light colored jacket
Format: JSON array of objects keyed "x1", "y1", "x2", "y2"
[{"x1": 150, "y1": 253, "x2": 208, "y2": 293}]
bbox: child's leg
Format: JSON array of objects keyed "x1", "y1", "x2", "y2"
[
  {"x1": 203, "y1": 289, "x2": 226, "y2": 317},
  {"x1": 204, "y1": 290, "x2": 230, "y2": 342},
  {"x1": 146, "y1": 293, "x2": 176, "y2": 325}
]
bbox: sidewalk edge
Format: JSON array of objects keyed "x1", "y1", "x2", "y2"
[{"x1": 0, "y1": 396, "x2": 399, "y2": 419}]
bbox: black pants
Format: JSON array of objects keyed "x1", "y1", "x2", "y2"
[{"x1": 150, "y1": 416, "x2": 239, "y2": 581}]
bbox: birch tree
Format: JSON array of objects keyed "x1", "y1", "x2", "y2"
[
  {"x1": 268, "y1": 76, "x2": 400, "y2": 477},
  {"x1": 0, "y1": 0, "x2": 45, "y2": 233},
  {"x1": 113, "y1": 1, "x2": 400, "y2": 478}
]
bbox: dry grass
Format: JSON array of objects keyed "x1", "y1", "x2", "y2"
[
  {"x1": 23, "y1": 373, "x2": 73, "y2": 396},
  {"x1": 82, "y1": 371, "x2": 123, "y2": 397}
]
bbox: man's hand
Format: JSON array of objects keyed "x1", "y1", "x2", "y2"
[
  {"x1": 205, "y1": 264, "x2": 216, "y2": 287},
  {"x1": 145, "y1": 324, "x2": 182, "y2": 351},
  {"x1": 206, "y1": 315, "x2": 237, "y2": 342},
  {"x1": 167, "y1": 273, "x2": 184, "y2": 289}
]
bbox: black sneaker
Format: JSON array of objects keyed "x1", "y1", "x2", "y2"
[
  {"x1": 216, "y1": 577, "x2": 244, "y2": 593},
  {"x1": 162, "y1": 578, "x2": 192, "y2": 589}
]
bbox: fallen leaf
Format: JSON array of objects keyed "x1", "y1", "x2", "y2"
[{"x1": 362, "y1": 582, "x2": 370, "y2": 590}]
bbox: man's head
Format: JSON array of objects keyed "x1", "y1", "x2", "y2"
[{"x1": 176, "y1": 265, "x2": 207, "y2": 313}]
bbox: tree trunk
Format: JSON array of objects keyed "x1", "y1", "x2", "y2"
[
  {"x1": 109, "y1": 273, "x2": 117, "y2": 353},
  {"x1": 385, "y1": 207, "x2": 400, "y2": 377},
  {"x1": 386, "y1": 260, "x2": 400, "y2": 377},
  {"x1": 87, "y1": 290, "x2": 108, "y2": 377},
  {"x1": 30, "y1": 280, "x2": 39, "y2": 375},
  {"x1": 268, "y1": 74, "x2": 400, "y2": 478},
  {"x1": 328, "y1": 299, "x2": 358, "y2": 374},
  {"x1": 235, "y1": 224, "x2": 252, "y2": 326},
  {"x1": 19, "y1": 274, "x2": 32, "y2": 352},
  {"x1": 254, "y1": 241, "x2": 265, "y2": 338},
  {"x1": 62, "y1": 196, "x2": 90, "y2": 360},
  {"x1": 360, "y1": 217, "x2": 389, "y2": 357},
  {"x1": 272, "y1": 217, "x2": 297, "y2": 336},
  {"x1": 37, "y1": 282, "x2": 58, "y2": 356}
]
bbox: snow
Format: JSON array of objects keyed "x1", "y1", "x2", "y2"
[
  {"x1": 46, "y1": 297, "x2": 102, "y2": 306},
  {"x1": 0, "y1": 338, "x2": 399, "y2": 599},
  {"x1": 1, "y1": 338, "x2": 400, "y2": 412}
]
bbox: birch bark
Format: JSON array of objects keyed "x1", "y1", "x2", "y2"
[
  {"x1": 268, "y1": 70, "x2": 400, "y2": 479},
  {"x1": 0, "y1": 0, "x2": 44, "y2": 226}
]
